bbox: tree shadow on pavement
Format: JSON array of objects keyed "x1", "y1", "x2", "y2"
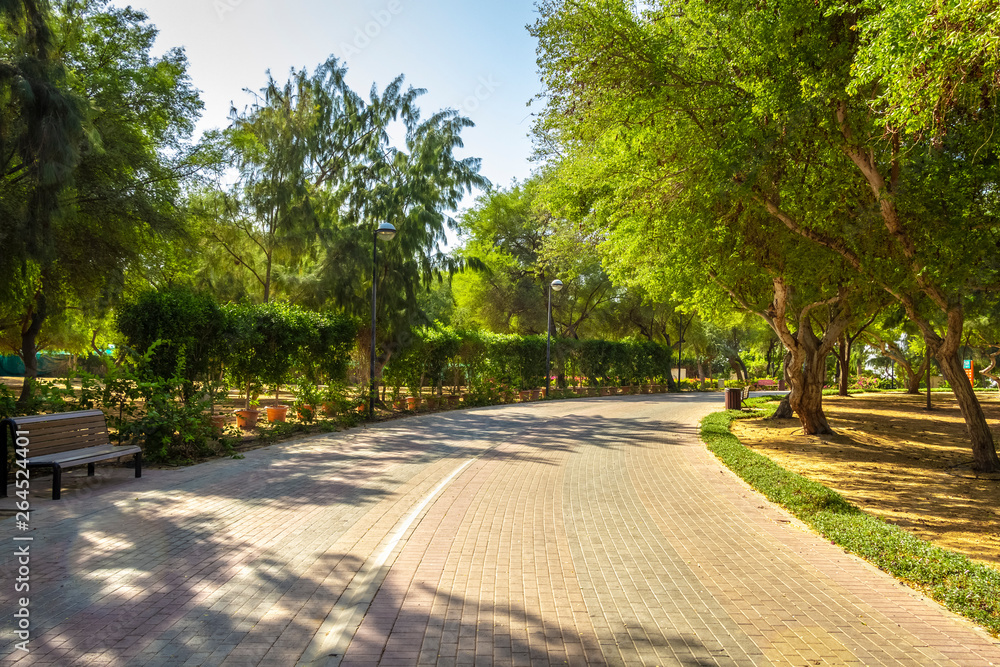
[{"x1": 0, "y1": 398, "x2": 721, "y2": 665}]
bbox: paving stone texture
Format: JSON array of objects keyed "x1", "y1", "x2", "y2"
[{"x1": 2, "y1": 394, "x2": 1000, "y2": 666}]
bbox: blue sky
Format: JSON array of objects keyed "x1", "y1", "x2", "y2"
[{"x1": 112, "y1": 0, "x2": 543, "y2": 227}]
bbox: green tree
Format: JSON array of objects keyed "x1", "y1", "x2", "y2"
[
  {"x1": 532, "y1": 0, "x2": 1000, "y2": 468},
  {"x1": 455, "y1": 176, "x2": 613, "y2": 338},
  {"x1": 532, "y1": 1, "x2": 874, "y2": 433},
  {"x1": 1, "y1": 0, "x2": 205, "y2": 402}
]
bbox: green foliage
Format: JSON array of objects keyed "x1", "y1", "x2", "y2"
[
  {"x1": 1, "y1": 0, "x2": 207, "y2": 400},
  {"x1": 220, "y1": 301, "x2": 356, "y2": 410},
  {"x1": 384, "y1": 326, "x2": 674, "y2": 396},
  {"x1": 205, "y1": 56, "x2": 486, "y2": 357},
  {"x1": 455, "y1": 176, "x2": 611, "y2": 338},
  {"x1": 846, "y1": 0, "x2": 1000, "y2": 138},
  {"x1": 116, "y1": 285, "x2": 229, "y2": 385},
  {"x1": 702, "y1": 407, "x2": 1000, "y2": 636}
]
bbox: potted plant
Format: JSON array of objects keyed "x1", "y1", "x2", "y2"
[
  {"x1": 234, "y1": 396, "x2": 260, "y2": 429},
  {"x1": 204, "y1": 373, "x2": 230, "y2": 434},
  {"x1": 266, "y1": 402, "x2": 288, "y2": 422},
  {"x1": 320, "y1": 382, "x2": 350, "y2": 418},
  {"x1": 294, "y1": 381, "x2": 321, "y2": 422},
  {"x1": 251, "y1": 302, "x2": 314, "y2": 424},
  {"x1": 389, "y1": 385, "x2": 405, "y2": 410},
  {"x1": 224, "y1": 304, "x2": 265, "y2": 430}
]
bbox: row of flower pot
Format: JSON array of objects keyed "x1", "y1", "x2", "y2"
[{"x1": 219, "y1": 383, "x2": 672, "y2": 431}]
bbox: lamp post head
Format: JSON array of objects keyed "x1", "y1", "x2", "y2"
[
  {"x1": 376, "y1": 221, "x2": 397, "y2": 241},
  {"x1": 550, "y1": 279, "x2": 564, "y2": 292}
]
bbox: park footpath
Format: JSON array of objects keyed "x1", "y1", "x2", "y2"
[{"x1": 2, "y1": 394, "x2": 1000, "y2": 666}]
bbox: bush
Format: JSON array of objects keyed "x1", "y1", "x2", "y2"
[{"x1": 116, "y1": 286, "x2": 229, "y2": 386}]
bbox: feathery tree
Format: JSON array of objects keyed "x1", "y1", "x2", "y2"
[
  {"x1": 208, "y1": 59, "x2": 486, "y2": 386},
  {"x1": 1, "y1": 0, "x2": 203, "y2": 401},
  {"x1": 455, "y1": 176, "x2": 614, "y2": 338}
]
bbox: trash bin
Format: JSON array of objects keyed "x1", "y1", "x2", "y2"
[{"x1": 724, "y1": 387, "x2": 742, "y2": 410}]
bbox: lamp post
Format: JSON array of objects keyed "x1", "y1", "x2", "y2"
[
  {"x1": 545, "y1": 279, "x2": 563, "y2": 397},
  {"x1": 370, "y1": 221, "x2": 396, "y2": 419}
]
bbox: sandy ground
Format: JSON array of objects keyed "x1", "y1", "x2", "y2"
[{"x1": 732, "y1": 392, "x2": 1000, "y2": 566}]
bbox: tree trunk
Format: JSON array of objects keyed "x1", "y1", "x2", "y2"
[
  {"x1": 770, "y1": 351, "x2": 795, "y2": 420},
  {"x1": 758, "y1": 279, "x2": 847, "y2": 435},
  {"x1": 18, "y1": 292, "x2": 47, "y2": 405},
  {"x1": 786, "y1": 344, "x2": 834, "y2": 434},
  {"x1": 874, "y1": 338, "x2": 927, "y2": 395},
  {"x1": 937, "y1": 351, "x2": 1000, "y2": 472},
  {"x1": 836, "y1": 347, "x2": 848, "y2": 397},
  {"x1": 904, "y1": 302, "x2": 1000, "y2": 472},
  {"x1": 738, "y1": 357, "x2": 749, "y2": 382}
]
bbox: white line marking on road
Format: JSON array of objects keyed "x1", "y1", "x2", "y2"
[{"x1": 297, "y1": 459, "x2": 475, "y2": 666}]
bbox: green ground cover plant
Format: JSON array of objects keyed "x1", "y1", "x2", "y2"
[{"x1": 701, "y1": 398, "x2": 1000, "y2": 637}]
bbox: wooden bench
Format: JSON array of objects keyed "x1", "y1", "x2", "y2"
[
  {"x1": 2, "y1": 409, "x2": 142, "y2": 500},
  {"x1": 740, "y1": 384, "x2": 752, "y2": 409}
]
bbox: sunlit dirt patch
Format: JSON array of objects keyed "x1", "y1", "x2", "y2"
[{"x1": 731, "y1": 392, "x2": 1000, "y2": 565}]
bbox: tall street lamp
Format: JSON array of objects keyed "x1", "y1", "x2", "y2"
[
  {"x1": 370, "y1": 221, "x2": 396, "y2": 419},
  {"x1": 546, "y1": 279, "x2": 563, "y2": 397}
]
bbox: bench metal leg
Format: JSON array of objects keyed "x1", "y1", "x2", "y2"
[
  {"x1": 52, "y1": 465, "x2": 61, "y2": 501},
  {"x1": 134, "y1": 452, "x2": 142, "y2": 478},
  {"x1": 87, "y1": 462, "x2": 96, "y2": 476}
]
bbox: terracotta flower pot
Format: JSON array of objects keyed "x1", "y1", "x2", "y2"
[
  {"x1": 406, "y1": 396, "x2": 418, "y2": 410},
  {"x1": 426, "y1": 397, "x2": 437, "y2": 410},
  {"x1": 297, "y1": 405, "x2": 314, "y2": 421},
  {"x1": 234, "y1": 409, "x2": 259, "y2": 430},
  {"x1": 266, "y1": 405, "x2": 288, "y2": 422},
  {"x1": 209, "y1": 414, "x2": 227, "y2": 434},
  {"x1": 519, "y1": 390, "x2": 530, "y2": 402},
  {"x1": 393, "y1": 399, "x2": 406, "y2": 411},
  {"x1": 322, "y1": 401, "x2": 337, "y2": 417}
]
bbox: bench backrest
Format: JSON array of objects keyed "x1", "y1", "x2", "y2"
[{"x1": 4, "y1": 409, "x2": 110, "y2": 457}]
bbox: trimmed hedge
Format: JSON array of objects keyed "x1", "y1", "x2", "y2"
[{"x1": 383, "y1": 326, "x2": 675, "y2": 396}]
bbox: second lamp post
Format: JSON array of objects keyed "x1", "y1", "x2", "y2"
[
  {"x1": 370, "y1": 221, "x2": 396, "y2": 418},
  {"x1": 545, "y1": 279, "x2": 563, "y2": 397}
]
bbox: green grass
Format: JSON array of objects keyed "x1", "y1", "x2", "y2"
[
  {"x1": 822, "y1": 387, "x2": 864, "y2": 396},
  {"x1": 701, "y1": 405, "x2": 1000, "y2": 637}
]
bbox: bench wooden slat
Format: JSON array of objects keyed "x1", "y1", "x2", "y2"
[
  {"x1": 26, "y1": 444, "x2": 140, "y2": 466},
  {"x1": 22, "y1": 431, "x2": 110, "y2": 452},
  {"x1": 13, "y1": 417, "x2": 107, "y2": 434},
  {"x1": 28, "y1": 445, "x2": 142, "y2": 465},
  {"x1": 11, "y1": 410, "x2": 105, "y2": 427},
  {"x1": 15, "y1": 418, "x2": 107, "y2": 435}
]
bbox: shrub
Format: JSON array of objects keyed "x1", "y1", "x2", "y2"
[{"x1": 116, "y1": 286, "x2": 229, "y2": 387}]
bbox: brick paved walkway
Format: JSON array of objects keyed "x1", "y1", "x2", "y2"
[{"x1": 2, "y1": 394, "x2": 999, "y2": 666}]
